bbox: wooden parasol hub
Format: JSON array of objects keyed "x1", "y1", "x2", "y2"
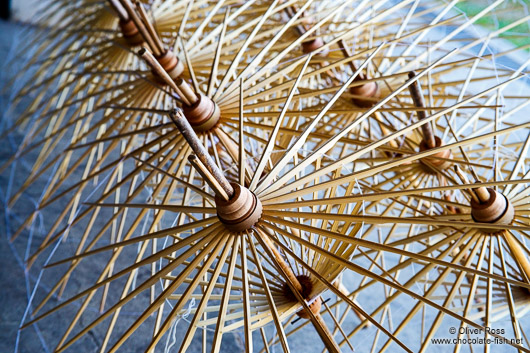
[
  {"x1": 338, "y1": 40, "x2": 380, "y2": 108},
  {"x1": 171, "y1": 110, "x2": 260, "y2": 232},
  {"x1": 454, "y1": 167, "x2": 514, "y2": 232},
  {"x1": 470, "y1": 187, "x2": 515, "y2": 232},
  {"x1": 470, "y1": 187, "x2": 530, "y2": 284},
  {"x1": 176, "y1": 78, "x2": 221, "y2": 132},
  {"x1": 283, "y1": 275, "x2": 322, "y2": 318},
  {"x1": 408, "y1": 71, "x2": 453, "y2": 172},
  {"x1": 285, "y1": 5, "x2": 327, "y2": 55},
  {"x1": 215, "y1": 183, "x2": 263, "y2": 233},
  {"x1": 455, "y1": 167, "x2": 530, "y2": 283},
  {"x1": 122, "y1": 0, "x2": 184, "y2": 78},
  {"x1": 418, "y1": 135, "x2": 453, "y2": 172},
  {"x1": 141, "y1": 50, "x2": 218, "y2": 131},
  {"x1": 107, "y1": 0, "x2": 144, "y2": 45},
  {"x1": 118, "y1": 20, "x2": 144, "y2": 45},
  {"x1": 169, "y1": 109, "x2": 340, "y2": 351}
]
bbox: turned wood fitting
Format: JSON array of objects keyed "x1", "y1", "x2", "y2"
[
  {"x1": 119, "y1": 19, "x2": 144, "y2": 45},
  {"x1": 155, "y1": 50, "x2": 184, "y2": 81},
  {"x1": 215, "y1": 183, "x2": 262, "y2": 233},
  {"x1": 471, "y1": 188, "x2": 514, "y2": 233},
  {"x1": 283, "y1": 275, "x2": 313, "y2": 300},
  {"x1": 284, "y1": 6, "x2": 327, "y2": 56},
  {"x1": 350, "y1": 81, "x2": 380, "y2": 108},
  {"x1": 337, "y1": 40, "x2": 379, "y2": 107},
  {"x1": 296, "y1": 297, "x2": 322, "y2": 319},
  {"x1": 182, "y1": 93, "x2": 221, "y2": 132},
  {"x1": 282, "y1": 275, "x2": 322, "y2": 318},
  {"x1": 444, "y1": 192, "x2": 461, "y2": 214},
  {"x1": 302, "y1": 37, "x2": 328, "y2": 55},
  {"x1": 419, "y1": 136, "x2": 453, "y2": 172}
]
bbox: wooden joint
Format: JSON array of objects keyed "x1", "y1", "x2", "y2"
[
  {"x1": 282, "y1": 275, "x2": 322, "y2": 318},
  {"x1": 350, "y1": 81, "x2": 380, "y2": 108},
  {"x1": 215, "y1": 183, "x2": 262, "y2": 232},
  {"x1": 118, "y1": 19, "x2": 144, "y2": 45},
  {"x1": 283, "y1": 275, "x2": 313, "y2": 300},
  {"x1": 139, "y1": 48, "x2": 184, "y2": 95},
  {"x1": 155, "y1": 50, "x2": 184, "y2": 81},
  {"x1": 470, "y1": 188, "x2": 514, "y2": 233},
  {"x1": 284, "y1": 6, "x2": 326, "y2": 55},
  {"x1": 296, "y1": 297, "x2": 322, "y2": 319},
  {"x1": 182, "y1": 93, "x2": 220, "y2": 132},
  {"x1": 418, "y1": 136, "x2": 453, "y2": 172},
  {"x1": 302, "y1": 37, "x2": 327, "y2": 54},
  {"x1": 338, "y1": 40, "x2": 378, "y2": 107}
]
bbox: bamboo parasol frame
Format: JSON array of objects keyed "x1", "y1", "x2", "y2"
[{"x1": 3, "y1": 0, "x2": 530, "y2": 352}]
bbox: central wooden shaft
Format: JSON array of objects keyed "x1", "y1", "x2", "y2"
[
  {"x1": 169, "y1": 109, "x2": 233, "y2": 199},
  {"x1": 408, "y1": 71, "x2": 436, "y2": 149},
  {"x1": 407, "y1": 71, "x2": 453, "y2": 171}
]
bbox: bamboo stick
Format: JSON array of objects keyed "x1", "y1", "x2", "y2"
[
  {"x1": 188, "y1": 155, "x2": 230, "y2": 201},
  {"x1": 175, "y1": 78, "x2": 199, "y2": 105},
  {"x1": 503, "y1": 232, "x2": 530, "y2": 284},
  {"x1": 257, "y1": 227, "x2": 302, "y2": 293},
  {"x1": 238, "y1": 78, "x2": 245, "y2": 186},
  {"x1": 135, "y1": 1, "x2": 165, "y2": 54},
  {"x1": 107, "y1": 0, "x2": 129, "y2": 22},
  {"x1": 453, "y1": 165, "x2": 484, "y2": 203},
  {"x1": 475, "y1": 186, "x2": 491, "y2": 203}
]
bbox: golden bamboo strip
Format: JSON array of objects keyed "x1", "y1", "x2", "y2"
[
  {"x1": 178, "y1": 236, "x2": 237, "y2": 353},
  {"x1": 248, "y1": 236, "x2": 291, "y2": 353},
  {"x1": 135, "y1": 1, "x2": 164, "y2": 54},
  {"x1": 262, "y1": 217, "x2": 530, "y2": 290},
  {"x1": 189, "y1": 154, "x2": 230, "y2": 201},
  {"x1": 105, "y1": 235, "x2": 225, "y2": 353}
]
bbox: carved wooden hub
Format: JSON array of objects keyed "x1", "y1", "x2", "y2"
[
  {"x1": 419, "y1": 136, "x2": 453, "y2": 172},
  {"x1": 155, "y1": 50, "x2": 184, "y2": 80},
  {"x1": 182, "y1": 93, "x2": 221, "y2": 132},
  {"x1": 282, "y1": 275, "x2": 322, "y2": 318},
  {"x1": 119, "y1": 19, "x2": 144, "y2": 45},
  {"x1": 471, "y1": 188, "x2": 515, "y2": 233},
  {"x1": 215, "y1": 183, "x2": 263, "y2": 232}
]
